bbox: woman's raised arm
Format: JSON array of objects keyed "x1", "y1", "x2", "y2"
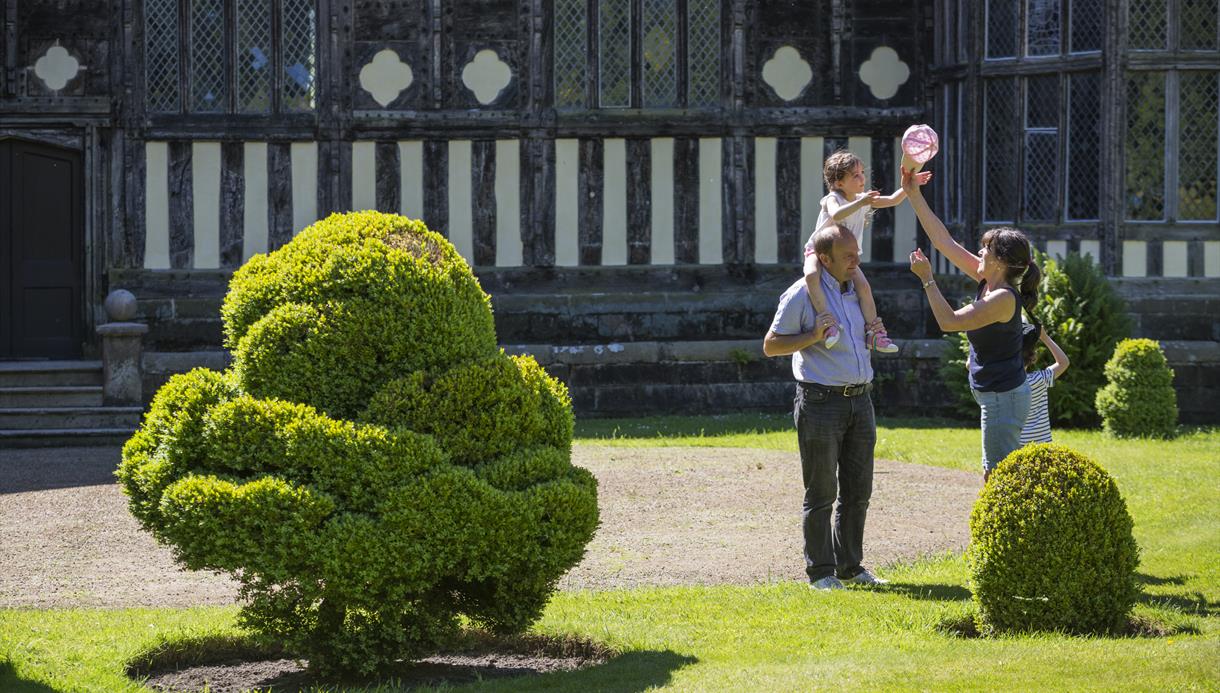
[{"x1": 901, "y1": 167, "x2": 982, "y2": 282}]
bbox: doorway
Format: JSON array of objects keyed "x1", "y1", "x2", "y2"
[{"x1": 0, "y1": 139, "x2": 84, "y2": 359}]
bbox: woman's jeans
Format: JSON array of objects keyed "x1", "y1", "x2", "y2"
[{"x1": 971, "y1": 381, "x2": 1032, "y2": 475}]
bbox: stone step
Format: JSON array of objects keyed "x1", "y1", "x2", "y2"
[
  {"x1": 0, "y1": 428, "x2": 134, "y2": 449},
  {"x1": 0, "y1": 407, "x2": 143, "y2": 431},
  {"x1": 0, "y1": 386, "x2": 104, "y2": 408},
  {"x1": 0, "y1": 361, "x2": 103, "y2": 388}
]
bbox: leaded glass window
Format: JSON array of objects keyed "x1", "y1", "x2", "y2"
[
  {"x1": 1178, "y1": 72, "x2": 1219, "y2": 220},
  {"x1": 1128, "y1": 0, "x2": 1167, "y2": 50},
  {"x1": 190, "y1": 0, "x2": 226, "y2": 112},
  {"x1": 599, "y1": 0, "x2": 632, "y2": 107},
  {"x1": 1067, "y1": 72, "x2": 1101, "y2": 220},
  {"x1": 236, "y1": 0, "x2": 273, "y2": 113},
  {"x1": 1180, "y1": 0, "x2": 1219, "y2": 50},
  {"x1": 642, "y1": 1, "x2": 677, "y2": 107},
  {"x1": 985, "y1": 78, "x2": 1019, "y2": 221},
  {"x1": 1125, "y1": 72, "x2": 1166, "y2": 220},
  {"x1": 1070, "y1": 0, "x2": 1103, "y2": 53},
  {"x1": 986, "y1": 0, "x2": 1019, "y2": 58},
  {"x1": 687, "y1": 0, "x2": 720, "y2": 107},
  {"x1": 554, "y1": 0, "x2": 587, "y2": 109},
  {"x1": 1024, "y1": 76, "x2": 1060, "y2": 221},
  {"x1": 144, "y1": 0, "x2": 316, "y2": 115},
  {"x1": 1027, "y1": 0, "x2": 1061, "y2": 56},
  {"x1": 144, "y1": 0, "x2": 180, "y2": 112}
]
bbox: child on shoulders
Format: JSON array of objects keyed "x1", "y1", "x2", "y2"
[
  {"x1": 1020, "y1": 322, "x2": 1071, "y2": 445},
  {"x1": 803, "y1": 150, "x2": 931, "y2": 352}
]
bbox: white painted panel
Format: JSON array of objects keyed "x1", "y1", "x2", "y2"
[
  {"x1": 799, "y1": 136, "x2": 825, "y2": 257},
  {"x1": 849, "y1": 135, "x2": 872, "y2": 261},
  {"x1": 1046, "y1": 240, "x2": 1068, "y2": 261},
  {"x1": 1162, "y1": 240, "x2": 1188, "y2": 277},
  {"x1": 601, "y1": 138, "x2": 628, "y2": 265},
  {"x1": 242, "y1": 142, "x2": 269, "y2": 260},
  {"x1": 351, "y1": 141, "x2": 376, "y2": 212},
  {"x1": 448, "y1": 140, "x2": 474, "y2": 263},
  {"x1": 495, "y1": 140, "x2": 522, "y2": 267},
  {"x1": 144, "y1": 141, "x2": 170, "y2": 269},
  {"x1": 555, "y1": 139, "x2": 580, "y2": 267},
  {"x1": 1204, "y1": 241, "x2": 1220, "y2": 277},
  {"x1": 893, "y1": 137, "x2": 917, "y2": 256},
  {"x1": 650, "y1": 137, "x2": 675, "y2": 265},
  {"x1": 754, "y1": 137, "x2": 778, "y2": 264},
  {"x1": 399, "y1": 140, "x2": 424, "y2": 220},
  {"x1": 291, "y1": 142, "x2": 317, "y2": 234},
  {"x1": 698, "y1": 137, "x2": 722, "y2": 264},
  {"x1": 191, "y1": 142, "x2": 221, "y2": 269},
  {"x1": 1079, "y1": 240, "x2": 1101, "y2": 264},
  {"x1": 1122, "y1": 240, "x2": 1147, "y2": 277}
]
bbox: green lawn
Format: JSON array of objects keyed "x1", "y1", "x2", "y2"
[{"x1": 2, "y1": 417, "x2": 1217, "y2": 691}]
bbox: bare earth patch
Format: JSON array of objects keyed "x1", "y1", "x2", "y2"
[{"x1": 0, "y1": 445, "x2": 979, "y2": 609}]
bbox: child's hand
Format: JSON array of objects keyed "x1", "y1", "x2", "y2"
[
  {"x1": 913, "y1": 171, "x2": 933, "y2": 186},
  {"x1": 909, "y1": 248, "x2": 933, "y2": 281}
]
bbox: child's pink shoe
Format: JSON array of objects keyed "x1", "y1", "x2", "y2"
[
  {"x1": 824, "y1": 323, "x2": 841, "y2": 348},
  {"x1": 868, "y1": 331, "x2": 899, "y2": 353}
]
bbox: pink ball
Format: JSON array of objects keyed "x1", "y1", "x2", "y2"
[{"x1": 901, "y1": 124, "x2": 939, "y2": 164}]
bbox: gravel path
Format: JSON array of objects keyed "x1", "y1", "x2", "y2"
[{"x1": 0, "y1": 445, "x2": 980, "y2": 608}]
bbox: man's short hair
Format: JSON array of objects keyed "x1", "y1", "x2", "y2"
[{"x1": 812, "y1": 224, "x2": 853, "y2": 258}]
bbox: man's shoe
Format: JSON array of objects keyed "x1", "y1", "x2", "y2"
[
  {"x1": 824, "y1": 324, "x2": 841, "y2": 349},
  {"x1": 809, "y1": 576, "x2": 846, "y2": 591},
  {"x1": 840, "y1": 568, "x2": 888, "y2": 585}
]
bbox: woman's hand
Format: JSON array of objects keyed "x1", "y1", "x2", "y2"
[{"x1": 909, "y1": 247, "x2": 934, "y2": 282}]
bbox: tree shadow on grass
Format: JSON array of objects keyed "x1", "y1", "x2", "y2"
[
  {"x1": 1135, "y1": 572, "x2": 1187, "y2": 587},
  {"x1": 0, "y1": 658, "x2": 61, "y2": 693},
  {"x1": 877, "y1": 582, "x2": 973, "y2": 602},
  {"x1": 128, "y1": 632, "x2": 697, "y2": 693}
]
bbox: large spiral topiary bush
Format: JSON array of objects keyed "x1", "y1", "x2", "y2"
[
  {"x1": 968, "y1": 444, "x2": 1139, "y2": 635},
  {"x1": 116, "y1": 212, "x2": 599, "y2": 676},
  {"x1": 1095, "y1": 338, "x2": 1178, "y2": 439}
]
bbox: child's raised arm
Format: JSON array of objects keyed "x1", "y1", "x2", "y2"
[
  {"x1": 871, "y1": 170, "x2": 932, "y2": 208},
  {"x1": 1040, "y1": 327, "x2": 1071, "y2": 379},
  {"x1": 825, "y1": 190, "x2": 879, "y2": 220}
]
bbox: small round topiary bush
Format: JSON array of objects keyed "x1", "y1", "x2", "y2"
[
  {"x1": 968, "y1": 444, "x2": 1140, "y2": 635},
  {"x1": 117, "y1": 211, "x2": 598, "y2": 677},
  {"x1": 1095, "y1": 338, "x2": 1178, "y2": 439}
]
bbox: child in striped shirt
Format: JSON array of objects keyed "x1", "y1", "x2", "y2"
[{"x1": 1020, "y1": 322, "x2": 1071, "y2": 445}]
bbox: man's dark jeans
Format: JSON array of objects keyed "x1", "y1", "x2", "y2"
[{"x1": 793, "y1": 382, "x2": 877, "y2": 582}]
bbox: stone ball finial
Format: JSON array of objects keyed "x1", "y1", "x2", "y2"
[{"x1": 105, "y1": 289, "x2": 138, "y2": 322}]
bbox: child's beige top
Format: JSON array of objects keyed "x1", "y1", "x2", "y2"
[{"x1": 803, "y1": 191, "x2": 868, "y2": 257}]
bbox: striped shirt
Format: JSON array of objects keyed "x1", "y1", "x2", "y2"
[{"x1": 1020, "y1": 368, "x2": 1055, "y2": 445}]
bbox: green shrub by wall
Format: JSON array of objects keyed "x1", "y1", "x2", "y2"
[
  {"x1": 969, "y1": 443, "x2": 1140, "y2": 635},
  {"x1": 118, "y1": 212, "x2": 598, "y2": 676},
  {"x1": 1095, "y1": 338, "x2": 1178, "y2": 438}
]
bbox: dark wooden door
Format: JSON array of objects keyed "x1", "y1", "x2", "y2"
[{"x1": 0, "y1": 139, "x2": 84, "y2": 359}]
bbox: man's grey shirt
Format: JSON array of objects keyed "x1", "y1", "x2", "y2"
[{"x1": 768, "y1": 273, "x2": 874, "y2": 386}]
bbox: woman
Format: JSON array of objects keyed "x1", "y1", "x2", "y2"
[{"x1": 901, "y1": 168, "x2": 1041, "y2": 479}]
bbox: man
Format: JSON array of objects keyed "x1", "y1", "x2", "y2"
[{"x1": 763, "y1": 224, "x2": 887, "y2": 590}]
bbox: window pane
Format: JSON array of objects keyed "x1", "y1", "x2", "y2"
[
  {"x1": 554, "y1": 0, "x2": 587, "y2": 109},
  {"x1": 1181, "y1": 0, "x2": 1219, "y2": 50},
  {"x1": 1026, "y1": 0, "x2": 1061, "y2": 56},
  {"x1": 1070, "y1": 0, "x2": 1103, "y2": 52},
  {"x1": 1178, "y1": 72, "x2": 1219, "y2": 220},
  {"x1": 236, "y1": 0, "x2": 272, "y2": 114},
  {"x1": 1125, "y1": 72, "x2": 1166, "y2": 220},
  {"x1": 1024, "y1": 132, "x2": 1059, "y2": 221},
  {"x1": 985, "y1": 78, "x2": 1019, "y2": 221},
  {"x1": 282, "y1": 0, "x2": 317, "y2": 111},
  {"x1": 191, "y1": 0, "x2": 226, "y2": 112},
  {"x1": 987, "y1": 0, "x2": 1018, "y2": 58},
  {"x1": 1128, "y1": 0, "x2": 1167, "y2": 50},
  {"x1": 687, "y1": 0, "x2": 720, "y2": 107},
  {"x1": 145, "y1": 0, "x2": 180, "y2": 112},
  {"x1": 599, "y1": 0, "x2": 631, "y2": 107},
  {"x1": 1067, "y1": 72, "x2": 1101, "y2": 220},
  {"x1": 1026, "y1": 75, "x2": 1060, "y2": 128},
  {"x1": 642, "y1": 1, "x2": 676, "y2": 107}
]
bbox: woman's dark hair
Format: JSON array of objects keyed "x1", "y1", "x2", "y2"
[{"x1": 981, "y1": 226, "x2": 1041, "y2": 324}]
